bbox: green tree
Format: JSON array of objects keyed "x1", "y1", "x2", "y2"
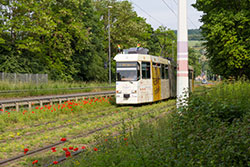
[
  {"x1": 94, "y1": 0, "x2": 156, "y2": 81},
  {"x1": 154, "y1": 26, "x2": 177, "y2": 60},
  {"x1": 188, "y1": 47, "x2": 201, "y2": 77},
  {"x1": 72, "y1": 0, "x2": 107, "y2": 81},
  {"x1": 193, "y1": 0, "x2": 250, "y2": 79}
]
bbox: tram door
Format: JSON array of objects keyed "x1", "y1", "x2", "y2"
[{"x1": 152, "y1": 63, "x2": 161, "y2": 101}]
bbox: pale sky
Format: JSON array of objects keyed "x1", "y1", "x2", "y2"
[{"x1": 130, "y1": 0, "x2": 203, "y2": 30}]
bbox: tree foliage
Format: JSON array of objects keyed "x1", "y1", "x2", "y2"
[
  {"x1": 193, "y1": 0, "x2": 250, "y2": 79},
  {"x1": 0, "y1": 0, "x2": 201, "y2": 81}
]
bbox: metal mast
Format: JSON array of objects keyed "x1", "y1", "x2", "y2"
[
  {"x1": 177, "y1": 0, "x2": 189, "y2": 107},
  {"x1": 108, "y1": 6, "x2": 112, "y2": 85}
]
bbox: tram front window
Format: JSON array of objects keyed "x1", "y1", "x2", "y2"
[
  {"x1": 117, "y1": 70, "x2": 137, "y2": 81},
  {"x1": 116, "y1": 62, "x2": 140, "y2": 81}
]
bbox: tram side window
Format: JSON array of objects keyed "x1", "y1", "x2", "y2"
[
  {"x1": 142, "y1": 62, "x2": 151, "y2": 79},
  {"x1": 161, "y1": 64, "x2": 165, "y2": 79},
  {"x1": 137, "y1": 62, "x2": 140, "y2": 80},
  {"x1": 165, "y1": 65, "x2": 169, "y2": 79}
]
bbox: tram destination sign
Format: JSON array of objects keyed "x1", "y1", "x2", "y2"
[{"x1": 116, "y1": 62, "x2": 137, "y2": 67}]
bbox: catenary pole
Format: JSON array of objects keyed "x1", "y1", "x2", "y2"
[
  {"x1": 177, "y1": 0, "x2": 189, "y2": 107},
  {"x1": 108, "y1": 6, "x2": 112, "y2": 85}
]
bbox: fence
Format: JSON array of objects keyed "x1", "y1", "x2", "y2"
[{"x1": 0, "y1": 72, "x2": 48, "y2": 84}]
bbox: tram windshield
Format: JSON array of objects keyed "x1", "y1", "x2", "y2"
[{"x1": 116, "y1": 62, "x2": 140, "y2": 81}]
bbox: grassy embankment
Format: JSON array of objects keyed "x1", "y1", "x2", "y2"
[
  {"x1": 0, "y1": 81, "x2": 115, "y2": 99},
  {"x1": 0, "y1": 95, "x2": 175, "y2": 166},
  {"x1": 60, "y1": 80, "x2": 249, "y2": 167}
]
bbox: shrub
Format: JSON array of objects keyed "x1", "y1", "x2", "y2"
[{"x1": 61, "y1": 81, "x2": 249, "y2": 167}]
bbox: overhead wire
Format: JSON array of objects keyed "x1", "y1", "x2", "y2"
[
  {"x1": 130, "y1": 0, "x2": 165, "y2": 27},
  {"x1": 130, "y1": 0, "x2": 198, "y2": 29},
  {"x1": 167, "y1": 0, "x2": 198, "y2": 29},
  {"x1": 161, "y1": 0, "x2": 177, "y2": 17}
]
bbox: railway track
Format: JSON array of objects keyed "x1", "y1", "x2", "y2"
[
  {"x1": 0, "y1": 106, "x2": 121, "y2": 144},
  {"x1": 0, "y1": 90, "x2": 115, "y2": 112},
  {"x1": 0, "y1": 103, "x2": 175, "y2": 166},
  {"x1": 3, "y1": 105, "x2": 117, "y2": 133},
  {"x1": 46, "y1": 109, "x2": 172, "y2": 167}
]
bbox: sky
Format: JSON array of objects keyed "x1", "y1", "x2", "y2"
[{"x1": 130, "y1": 0, "x2": 203, "y2": 30}]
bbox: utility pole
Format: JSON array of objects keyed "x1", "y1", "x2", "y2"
[
  {"x1": 177, "y1": 0, "x2": 189, "y2": 107},
  {"x1": 172, "y1": 40, "x2": 174, "y2": 60},
  {"x1": 108, "y1": 6, "x2": 112, "y2": 85}
]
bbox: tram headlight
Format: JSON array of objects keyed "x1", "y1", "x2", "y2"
[
  {"x1": 116, "y1": 90, "x2": 122, "y2": 94},
  {"x1": 131, "y1": 90, "x2": 137, "y2": 94}
]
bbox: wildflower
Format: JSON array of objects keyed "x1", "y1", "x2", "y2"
[
  {"x1": 60, "y1": 138, "x2": 67, "y2": 142},
  {"x1": 69, "y1": 146, "x2": 73, "y2": 150},
  {"x1": 63, "y1": 148, "x2": 68, "y2": 152},
  {"x1": 32, "y1": 160, "x2": 38, "y2": 164},
  {"x1": 105, "y1": 139, "x2": 108, "y2": 142},
  {"x1": 81, "y1": 146, "x2": 86, "y2": 150},
  {"x1": 51, "y1": 147, "x2": 56, "y2": 152},
  {"x1": 35, "y1": 106, "x2": 39, "y2": 109},
  {"x1": 53, "y1": 161, "x2": 58, "y2": 164},
  {"x1": 124, "y1": 138, "x2": 128, "y2": 141},
  {"x1": 65, "y1": 151, "x2": 71, "y2": 157},
  {"x1": 32, "y1": 111, "x2": 35, "y2": 114},
  {"x1": 73, "y1": 148, "x2": 78, "y2": 151},
  {"x1": 24, "y1": 148, "x2": 29, "y2": 154},
  {"x1": 93, "y1": 147, "x2": 98, "y2": 151}
]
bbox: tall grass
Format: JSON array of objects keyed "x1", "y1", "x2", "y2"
[
  {"x1": 60, "y1": 80, "x2": 249, "y2": 167},
  {"x1": 0, "y1": 81, "x2": 113, "y2": 90},
  {"x1": 0, "y1": 81, "x2": 115, "y2": 99}
]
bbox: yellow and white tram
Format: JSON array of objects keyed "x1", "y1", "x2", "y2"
[{"x1": 114, "y1": 47, "x2": 193, "y2": 104}]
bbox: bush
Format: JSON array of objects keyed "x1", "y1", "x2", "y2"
[{"x1": 60, "y1": 81, "x2": 249, "y2": 167}]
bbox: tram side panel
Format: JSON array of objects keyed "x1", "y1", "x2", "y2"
[
  {"x1": 137, "y1": 79, "x2": 153, "y2": 103},
  {"x1": 160, "y1": 64, "x2": 170, "y2": 99},
  {"x1": 168, "y1": 64, "x2": 177, "y2": 98},
  {"x1": 152, "y1": 63, "x2": 161, "y2": 101},
  {"x1": 137, "y1": 61, "x2": 153, "y2": 103}
]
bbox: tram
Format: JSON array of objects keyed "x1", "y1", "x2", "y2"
[{"x1": 114, "y1": 47, "x2": 194, "y2": 104}]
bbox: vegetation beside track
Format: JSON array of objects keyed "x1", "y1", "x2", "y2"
[
  {"x1": 0, "y1": 81, "x2": 115, "y2": 99},
  {"x1": 0, "y1": 96, "x2": 175, "y2": 166},
  {"x1": 60, "y1": 81, "x2": 249, "y2": 167}
]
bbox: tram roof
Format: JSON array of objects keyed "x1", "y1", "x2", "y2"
[{"x1": 114, "y1": 54, "x2": 170, "y2": 64}]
